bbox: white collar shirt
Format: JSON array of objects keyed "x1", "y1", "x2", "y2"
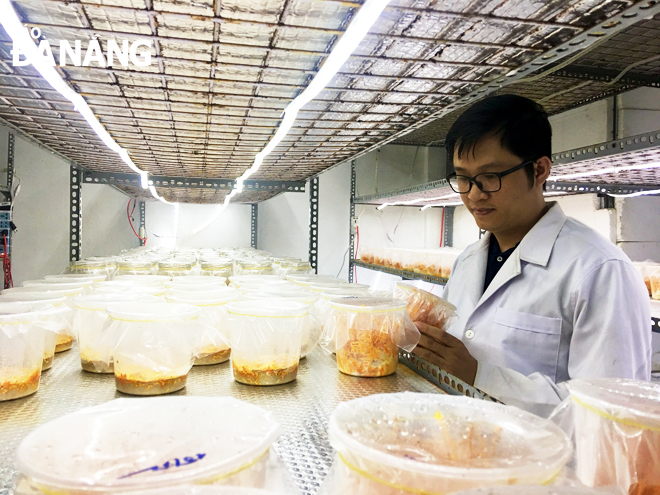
[{"x1": 442, "y1": 202, "x2": 651, "y2": 416}]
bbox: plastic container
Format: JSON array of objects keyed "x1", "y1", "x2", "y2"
[
  {"x1": 286, "y1": 275, "x2": 343, "y2": 288},
  {"x1": 45, "y1": 274, "x2": 107, "y2": 283},
  {"x1": 73, "y1": 294, "x2": 162, "y2": 373},
  {"x1": 238, "y1": 260, "x2": 274, "y2": 276},
  {"x1": 325, "y1": 393, "x2": 572, "y2": 494},
  {"x1": 229, "y1": 275, "x2": 285, "y2": 288},
  {"x1": 21, "y1": 280, "x2": 94, "y2": 295},
  {"x1": 14, "y1": 396, "x2": 289, "y2": 493},
  {"x1": 648, "y1": 265, "x2": 660, "y2": 300},
  {"x1": 165, "y1": 291, "x2": 240, "y2": 365},
  {"x1": 113, "y1": 274, "x2": 172, "y2": 285},
  {"x1": 116, "y1": 260, "x2": 157, "y2": 276},
  {"x1": 565, "y1": 378, "x2": 660, "y2": 494},
  {"x1": 394, "y1": 282, "x2": 457, "y2": 328},
  {"x1": 123, "y1": 488, "x2": 288, "y2": 495},
  {"x1": 226, "y1": 300, "x2": 308, "y2": 386},
  {"x1": 243, "y1": 291, "x2": 321, "y2": 357},
  {"x1": 165, "y1": 276, "x2": 228, "y2": 290},
  {"x1": 108, "y1": 303, "x2": 200, "y2": 395},
  {"x1": 8, "y1": 295, "x2": 76, "y2": 353},
  {"x1": 94, "y1": 281, "x2": 166, "y2": 296},
  {"x1": 201, "y1": 259, "x2": 234, "y2": 278},
  {"x1": 69, "y1": 259, "x2": 109, "y2": 279},
  {"x1": 309, "y1": 282, "x2": 369, "y2": 293},
  {"x1": 321, "y1": 297, "x2": 420, "y2": 377},
  {"x1": 158, "y1": 260, "x2": 194, "y2": 277},
  {"x1": 453, "y1": 486, "x2": 620, "y2": 495},
  {"x1": 279, "y1": 260, "x2": 313, "y2": 279},
  {"x1": 0, "y1": 307, "x2": 47, "y2": 401}
]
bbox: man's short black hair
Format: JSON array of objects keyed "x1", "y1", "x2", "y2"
[{"x1": 445, "y1": 95, "x2": 552, "y2": 187}]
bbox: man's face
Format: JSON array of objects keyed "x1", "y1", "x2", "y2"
[{"x1": 453, "y1": 135, "x2": 540, "y2": 234}]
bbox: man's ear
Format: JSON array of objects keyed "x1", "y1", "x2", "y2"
[{"x1": 534, "y1": 157, "x2": 552, "y2": 188}]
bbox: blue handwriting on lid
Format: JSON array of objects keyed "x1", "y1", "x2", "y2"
[{"x1": 119, "y1": 453, "x2": 207, "y2": 479}]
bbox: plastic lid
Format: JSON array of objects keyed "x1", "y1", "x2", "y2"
[
  {"x1": 166, "y1": 290, "x2": 240, "y2": 306},
  {"x1": 114, "y1": 275, "x2": 172, "y2": 284},
  {"x1": 243, "y1": 291, "x2": 318, "y2": 304},
  {"x1": 229, "y1": 275, "x2": 283, "y2": 286},
  {"x1": 74, "y1": 294, "x2": 161, "y2": 311},
  {"x1": 566, "y1": 378, "x2": 660, "y2": 429},
  {"x1": 165, "y1": 277, "x2": 227, "y2": 288},
  {"x1": 15, "y1": 397, "x2": 281, "y2": 492},
  {"x1": 0, "y1": 302, "x2": 52, "y2": 324},
  {"x1": 45, "y1": 274, "x2": 107, "y2": 283},
  {"x1": 309, "y1": 282, "x2": 368, "y2": 292},
  {"x1": 124, "y1": 488, "x2": 286, "y2": 495},
  {"x1": 107, "y1": 303, "x2": 201, "y2": 322},
  {"x1": 226, "y1": 300, "x2": 309, "y2": 318},
  {"x1": 22, "y1": 280, "x2": 93, "y2": 290},
  {"x1": 285, "y1": 274, "x2": 340, "y2": 283},
  {"x1": 71, "y1": 260, "x2": 106, "y2": 269},
  {"x1": 329, "y1": 297, "x2": 408, "y2": 312},
  {"x1": 94, "y1": 284, "x2": 166, "y2": 296},
  {"x1": 158, "y1": 260, "x2": 193, "y2": 270},
  {"x1": 0, "y1": 294, "x2": 66, "y2": 306},
  {"x1": 396, "y1": 282, "x2": 457, "y2": 312},
  {"x1": 321, "y1": 288, "x2": 378, "y2": 300},
  {"x1": 1, "y1": 286, "x2": 84, "y2": 297},
  {"x1": 329, "y1": 393, "x2": 571, "y2": 479}
]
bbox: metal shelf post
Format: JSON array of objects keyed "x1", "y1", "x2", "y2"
[
  {"x1": 139, "y1": 201, "x2": 146, "y2": 247},
  {"x1": 348, "y1": 160, "x2": 356, "y2": 283},
  {"x1": 69, "y1": 166, "x2": 82, "y2": 262},
  {"x1": 251, "y1": 203, "x2": 258, "y2": 249},
  {"x1": 309, "y1": 177, "x2": 319, "y2": 274}
]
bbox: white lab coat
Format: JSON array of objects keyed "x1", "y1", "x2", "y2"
[{"x1": 442, "y1": 202, "x2": 651, "y2": 416}]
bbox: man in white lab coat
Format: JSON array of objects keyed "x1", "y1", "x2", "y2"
[{"x1": 412, "y1": 95, "x2": 651, "y2": 415}]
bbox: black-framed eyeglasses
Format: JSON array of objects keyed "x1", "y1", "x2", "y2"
[{"x1": 447, "y1": 160, "x2": 534, "y2": 194}]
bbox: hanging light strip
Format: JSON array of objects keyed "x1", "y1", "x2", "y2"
[{"x1": 0, "y1": 0, "x2": 151, "y2": 194}]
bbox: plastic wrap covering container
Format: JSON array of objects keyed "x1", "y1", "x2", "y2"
[
  {"x1": 309, "y1": 282, "x2": 369, "y2": 293},
  {"x1": 105, "y1": 303, "x2": 199, "y2": 395},
  {"x1": 279, "y1": 261, "x2": 313, "y2": 279},
  {"x1": 73, "y1": 294, "x2": 162, "y2": 373},
  {"x1": 393, "y1": 283, "x2": 457, "y2": 328},
  {"x1": 22, "y1": 279, "x2": 95, "y2": 295},
  {"x1": 243, "y1": 291, "x2": 320, "y2": 358},
  {"x1": 116, "y1": 260, "x2": 156, "y2": 276},
  {"x1": 69, "y1": 259, "x2": 109, "y2": 279},
  {"x1": 358, "y1": 246, "x2": 374, "y2": 264},
  {"x1": 14, "y1": 396, "x2": 292, "y2": 494},
  {"x1": 165, "y1": 291, "x2": 240, "y2": 365},
  {"x1": 165, "y1": 276, "x2": 228, "y2": 290},
  {"x1": 229, "y1": 275, "x2": 287, "y2": 288},
  {"x1": 237, "y1": 260, "x2": 274, "y2": 276},
  {"x1": 321, "y1": 298, "x2": 420, "y2": 377},
  {"x1": 321, "y1": 393, "x2": 572, "y2": 495},
  {"x1": 114, "y1": 274, "x2": 172, "y2": 285},
  {"x1": 453, "y1": 486, "x2": 621, "y2": 495},
  {"x1": 0, "y1": 299, "x2": 71, "y2": 370},
  {"x1": 313, "y1": 289, "x2": 390, "y2": 331},
  {"x1": 0, "y1": 292, "x2": 77, "y2": 350},
  {"x1": 45, "y1": 274, "x2": 107, "y2": 283},
  {"x1": 648, "y1": 265, "x2": 660, "y2": 300},
  {"x1": 563, "y1": 378, "x2": 660, "y2": 495},
  {"x1": 158, "y1": 260, "x2": 194, "y2": 277},
  {"x1": 124, "y1": 488, "x2": 289, "y2": 495},
  {"x1": 0, "y1": 307, "x2": 47, "y2": 401},
  {"x1": 286, "y1": 275, "x2": 343, "y2": 288},
  {"x1": 94, "y1": 281, "x2": 166, "y2": 297},
  {"x1": 87, "y1": 256, "x2": 118, "y2": 280},
  {"x1": 226, "y1": 300, "x2": 307, "y2": 386},
  {"x1": 201, "y1": 259, "x2": 234, "y2": 278}
]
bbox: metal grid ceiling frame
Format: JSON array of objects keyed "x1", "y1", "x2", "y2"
[{"x1": 0, "y1": 1, "x2": 659, "y2": 203}]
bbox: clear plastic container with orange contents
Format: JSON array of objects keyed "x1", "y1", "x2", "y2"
[
  {"x1": 563, "y1": 378, "x2": 660, "y2": 495},
  {"x1": 648, "y1": 265, "x2": 660, "y2": 300},
  {"x1": 321, "y1": 297, "x2": 420, "y2": 377},
  {"x1": 226, "y1": 300, "x2": 307, "y2": 386},
  {"x1": 106, "y1": 303, "x2": 199, "y2": 395},
  {"x1": 321, "y1": 393, "x2": 572, "y2": 495},
  {"x1": 0, "y1": 306, "x2": 47, "y2": 401},
  {"x1": 393, "y1": 282, "x2": 457, "y2": 329}
]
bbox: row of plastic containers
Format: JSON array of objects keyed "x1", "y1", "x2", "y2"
[
  {"x1": 358, "y1": 246, "x2": 462, "y2": 279},
  {"x1": 10, "y1": 378, "x2": 659, "y2": 495},
  {"x1": 633, "y1": 261, "x2": 660, "y2": 300},
  {"x1": 68, "y1": 247, "x2": 313, "y2": 280}
]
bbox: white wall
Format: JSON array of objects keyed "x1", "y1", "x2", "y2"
[
  {"x1": 257, "y1": 190, "x2": 310, "y2": 261},
  {"x1": 0, "y1": 124, "x2": 139, "y2": 285},
  {"x1": 81, "y1": 184, "x2": 141, "y2": 259},
  {"x1": 145, "y1": 201, "x2": 252, "y2": 249},
  {"x1": 318, "y1": 161, "x2": 351, "y2": 279}
]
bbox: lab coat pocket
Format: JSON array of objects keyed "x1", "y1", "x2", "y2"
[{"x1": 492, "y1": 307, "x2": 562, "y2": 380}]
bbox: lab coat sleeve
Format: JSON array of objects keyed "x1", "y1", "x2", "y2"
[{"x1": 474, "y1": 259, "x2": 652, "y2": 416}]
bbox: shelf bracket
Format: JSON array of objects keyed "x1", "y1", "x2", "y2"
[
  {"x1": 309, "y1": 178, "x2": 319, "y2": 274},
  {"x1": 349, "y1": 160, "x2": 356, "y2": 283},
  {"x1": 443, "y1": 206, "x2": 454, "y2": 248},
  {"x1": 69, "y1": 166, "x2": 82, "y2": 262},
  {"x1": 251, "y1": 203, "x2": 258, "y2": 249}
]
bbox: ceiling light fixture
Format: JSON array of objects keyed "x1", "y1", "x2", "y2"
[
  {"x1": 183, "y1": 0, "x2": 392, "y2": 236},
  {"x1": 378, "y1": 193, "x2": 461, "y2": 210},
  {"x1": 419, "y1": 201, "x2": 464, "y2": 211},
  {"x1": 0, "y1": 0, "x2": 151, "y2": 190}
]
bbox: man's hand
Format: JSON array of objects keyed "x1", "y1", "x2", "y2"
[{"x1": 413, "y1": 321, "x2": 478, "y2": 385}]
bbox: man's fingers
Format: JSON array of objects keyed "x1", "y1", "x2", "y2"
[
  {"x1": 412, "y1": 346, "x2": 446, "y2": 369},
  {"x1": 415, "y1": 321, "x2": 458, "y2": 347},
  {"x1": 418, "y1": 334, "x2": 447, "y2": 356}
]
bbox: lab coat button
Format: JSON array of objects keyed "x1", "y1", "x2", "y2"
[
  {"x1": 496, "y1": 256, "x2": 503, "y2": 262},
  {"x1": 465, "y1": 329, "x2": 475, "y2": 339}
]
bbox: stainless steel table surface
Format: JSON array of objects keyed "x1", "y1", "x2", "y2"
[{"x1": 0, "y1": 346, "x2": 441, "y2": 495}]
